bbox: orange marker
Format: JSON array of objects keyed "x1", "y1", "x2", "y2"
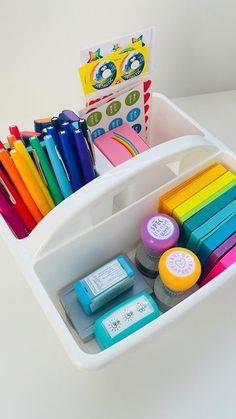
[
  {"x1": 0, "y1": 149, "x2": 43, "y2": 223},
  {"x1": 7, "y1": 134, "x2": 17, "y2": 149}
]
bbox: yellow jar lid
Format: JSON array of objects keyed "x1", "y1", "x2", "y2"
[{"x1": 159, "y1": 247, "x2": 201, "y2": 292}]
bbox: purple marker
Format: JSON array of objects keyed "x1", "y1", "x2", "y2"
[
  {"x1": 73, "y1": 130, "x2": 96, "y2": 184},
  {"x1": 135, "y1": 213, "x2": 180, "y2": 286},
  {"x1": 0, "y1": 189, "x2": 29, "y2": 239}
]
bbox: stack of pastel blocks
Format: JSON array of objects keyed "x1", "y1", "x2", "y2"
[{"x1": 159, "y1": 163, "x2": 236, "y2": 286}]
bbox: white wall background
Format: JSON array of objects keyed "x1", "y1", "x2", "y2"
[{"x1": 0, "y1": 0, "x2": 236, "y2": 120}]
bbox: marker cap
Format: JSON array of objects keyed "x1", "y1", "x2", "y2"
[
  {"x1": 159, "y1": 247, "x2": 201, "y2": 292},
  {"x1": 141, "y1": 213, "x2": 180, "y2": 254}
]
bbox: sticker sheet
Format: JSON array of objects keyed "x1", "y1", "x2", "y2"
[
  {"x1": 78, "y1": 41, "x2": 148, "y2": 96},
  {"x1": 79, "y1": 81, "x2": 147, "y2": 140},
  {"x1": 80, "y1": 27, "x2": 154, "y2": 69}
]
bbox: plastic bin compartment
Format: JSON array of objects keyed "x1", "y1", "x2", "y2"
[
  {"x1": 32, "y1": 149, "x2": 236, "y2": 369},
  {"x1": 25, "y1": 132, "x2": 219, "y2": 260},
  {"x1": 95, "y1": 93, "x2": 213, "y2": 176}
]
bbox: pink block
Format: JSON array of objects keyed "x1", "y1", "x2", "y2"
[
  {"x1": 200, "y1": 245, "x2": 236, "y2": 287},
  {"x1": 94, "y1": 123, "x2": 150, "y2": 166}
]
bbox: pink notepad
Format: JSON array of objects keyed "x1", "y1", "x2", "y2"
[
  {"x1": 94, "y1": 123, "x2": 150, "y2": 166},
  {"x1": 200, "y1": 245, "x2": 236, "y2": 287}
]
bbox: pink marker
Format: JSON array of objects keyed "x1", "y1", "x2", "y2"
[
  {"x1": 0, "y1": 188, "x2": 29, "y2": 239},
  {"x1": 200, "y1": 245, "x2": 236, "y2": 287},
  {"x1": 9, "y1": 125, "x2": 21, "y2": 141}
]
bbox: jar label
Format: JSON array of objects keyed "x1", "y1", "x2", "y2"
[
  {"x1": 147, "y1": 216, "x2": 174, "y2": 240},
  {"x1": 166, "y1": 250, "x2": 195, "y2": 277}
]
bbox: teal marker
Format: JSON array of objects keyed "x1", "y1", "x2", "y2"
[{"x1": 30, "y1": 136, "x2": 64, "y2": 205}]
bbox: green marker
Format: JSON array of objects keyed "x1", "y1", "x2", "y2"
[{"x1": 29, "y1": 136, "x2": 64, "y2": 205}]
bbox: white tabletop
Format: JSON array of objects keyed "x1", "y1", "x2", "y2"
[{"x1": 0, "y1": 91, "x2": 236, "y2": 419}]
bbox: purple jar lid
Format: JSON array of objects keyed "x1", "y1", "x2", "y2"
[{"x1": 141, "y1": 213, "x2": 180, "y2": 254}]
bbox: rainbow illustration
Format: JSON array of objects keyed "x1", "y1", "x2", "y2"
[{"x1": 112, "y1": 132, "x2": 139, "y2": 157}]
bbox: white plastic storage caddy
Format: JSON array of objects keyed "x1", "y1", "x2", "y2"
[{"x1": 1, "y1": 93, "x2": 236, "y2": 370}]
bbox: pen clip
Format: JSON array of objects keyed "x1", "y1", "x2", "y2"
[
  {"x1": 32, "y1": 149, "x2": 48, "y2": 187},
  {"x1": 55, "y1": 145, "x2": 70, "y2": 182},
  {"x1": 0, "y1": 177, "x2": 16, "y2": 205},
  {"x1": 83, "y1": 129, "x2": 95, "y2": 166},
  {"x1": 87, "y1": 129, "x2": 96, "y2": 165}
]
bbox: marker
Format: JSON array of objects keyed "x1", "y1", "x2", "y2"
[
  {"x1": 30, "y1": 136, "x2": 63, "y2": 205},
  {"x1": 0, "y1": 187, "x2": 29, "y2": 239},
  {"x1": 10, "y1": 149, "x2": 51, "y2": 216},
  {"x1": 0, "y1": 141, "x2": 4, "y2": 150},
  {"x1": 78, "y1": 118, "x2": 95, "y2": 165},
  {"x1": 44, "y1": 135, "x2": 73, "y2": 199},
  {"x1": 20, "y1": 131, "x2": 42, "y2": 147},
  {"x1": 46, "y1": 126, "x2": 63, "y2": 157},
  {"x1": 4, "y1": 143, "x2": 11, "y2": 151},
  {"x1": 58, "y1": 130, "x2": 84, "y2": 191},
  {"x1": 13, "y1": 140, "x2": 55, "y2": 210},
  {"x1": 0, "y1": 149, "x2": 43, "y2": 223},
  {"x1": 74, "y1": 129, "x2": 96, "y2": 183},
  {"x1": 59, "y1": 111, "x2": 95, "y2": 164},
  {"x1": 34, "y1": 118, "x2": 52, "y2": 133},
  {"x1": 51, "y1": 117, "x2": 62, "y2": 133},
  {"x1": 7, "y1": 134, "x2": 17, "y2": 149},
  {"x1": 9, "y1": 125, "x2": 21, "y2": 141},
  {"x1": 0, "y1": 168, "x2": 36, "y2": 231},
  {"x1": 59, "y1": 109, "x2": 81, "y2": 122}
]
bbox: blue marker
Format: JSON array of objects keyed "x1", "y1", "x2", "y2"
[
  {"x1": 44, "y1": 134, "x2": 73, "y2": 199},
  {"x1": 47, "y1": 126, "x2": 64, "y2": 158},
  {"x1": 58, "y1": 130, "x2": 84, "y2": 191},
  {"x1": 74, "y1": 130, "x2": 96, "y2": 183}
]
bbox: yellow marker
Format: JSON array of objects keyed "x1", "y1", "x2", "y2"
[
  {"x1": 159, "y1": 163, "x2": 227, "y2": 215},
  {"x1": 10, "y1": 149, "x2": 51, "y2": 216},
  {"x1": 173, "y1": 171, "x2": 236, "y2": 224},
  {"x1": 13, "y1": 140, "x2": 55, "y2": 210}
]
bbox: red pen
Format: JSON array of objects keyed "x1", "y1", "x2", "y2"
[
  {"x1": 0, "y1": 140, "x2": 4, "y2": 150},
  {"x1": 0, "y1": 168, "x2": 36, "y2": 232}
]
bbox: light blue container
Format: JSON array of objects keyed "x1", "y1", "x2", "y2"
[{"x1": 74, "y1": 255, "x2": 135, "y2": 316}]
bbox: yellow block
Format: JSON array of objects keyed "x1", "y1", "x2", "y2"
[
  {"x1": 173, "y1": 171, "x2": 236, "y2": 223},
  {"x1": 159, "y1": 163, "x2": 227, "y2": 215}
]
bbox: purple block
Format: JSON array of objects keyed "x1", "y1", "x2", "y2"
[{"x1": 200, "y1": 231, "x2": 236, "y2": 282}]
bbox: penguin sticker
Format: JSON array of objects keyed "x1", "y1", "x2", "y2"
[
  {"x1": 121, "y1": 52, "x2": 145, "y2": 81},
  {"x1": 92, "y1": 60, "x2": 117, "y2": 90}
]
